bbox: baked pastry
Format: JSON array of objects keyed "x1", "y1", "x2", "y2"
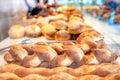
[
  {"x1": 69, "y1": 14, "x2": 83, "y2": 22},
  {"x1": 8, "y1": 25, "x2": 25, "y2": 38},
  {"x1": 68, "y1": 20, "x2": 85, "y2": 34},
  {"x1": 54, "y1": 30, "x2": 71, "y2": 40},
  {"x1": 49, "y1": 14, "x2": 68, "y2": 21},
  {"x1": 0, "y1": 64, "x2": 120, "y2": 79},
  {"x1": 9, "y1": 44, "x2": 28, "y2": 63},
  {"x1": 77, "y1": 30, "x2": 104, "y2": 44},
  {"x1": 41, "y1": 24, "x2": 57, "y2": 40},
  {"x1": 49, "y1": 43, "x2": 63, "y2": 55},
  {"x1": 50, "y1": 20, "x2": 68, "y2": 30},
  {"x1": 25, "y1": 24, "x2": 41, "y2": 37}
]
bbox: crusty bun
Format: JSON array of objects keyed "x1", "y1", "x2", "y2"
[
  {"x1": 25, "y1": 25, "x2": 41, "y2": 37},
  {"x1": 41, "y1": 24, "x2": 57, "y2": 40},
  {"x1": 69, "y1": 14, "x2": 83, "y2": 22},
  {"x1": 77, "y1": 30, "x2": 104, "y2": 44},
  {"x1": 68, "y1": 20, "x2": 85, "y2": 34},
  {"x1": 8, "y1": 25, "x2": 25, "y2": 38},
  {"x1": 54, "y1": 30, "x2": 71, "y2": 40},
  {"x1": 50, "y1": 20, "x2": 68, "y2": 30},
  {"x1": 49, "y1": 14, "x2": 68, "y2": 21}
]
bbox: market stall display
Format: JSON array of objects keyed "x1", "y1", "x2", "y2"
[{"x1": 0, "y1": 5, "x2": 120, "y2": 80}]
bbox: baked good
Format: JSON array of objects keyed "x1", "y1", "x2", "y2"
[
  {"x1": 25, "y1": 24, "x2": 41, "y2": 37},
  {"x1": 4, "y1": 40, "x2": 116, "y2": 68},
  {"x1": 76, "y1": 30, "x2": 104, "y2": 44},
  {"x1": 8, "y1": 25, "x2": 25, "y2": 38},
  {"x1": 54, "y1": 30, "x2": 71, "y2": 40},
  {"x1": 49, "y1": 43, "x2": 63, "y2": 55},
  {"x1": 49, "y1": 14, "x2": 68, "y2": 21},
  {"x1": 41, "y1": 24, "x2": 57, "y2": 40},
  {"x1": 68, "y1": 20, "x2": 85, "y2": 34},
  {"x1": 0, "y1": 64, "x2": 120, "y2": 79},
  {"x1": 50, "y1": 20, "x2": 68, "y2": 30},
  {"x1": 69, "y1": 14, "x2": 83, "y2": 22}
]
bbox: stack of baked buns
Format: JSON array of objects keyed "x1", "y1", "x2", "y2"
[
  {"x1": 8, "y1": 9, "x2": 84, "y2": 40},
  {"x1": 3, "y1": 8, "x2": 120, "y2": 80}
]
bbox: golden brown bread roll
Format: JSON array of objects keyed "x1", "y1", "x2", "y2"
[
  {"x1": 41, "y1": 24, "x2": 57, "y2": 40},
  {"x1": 69, "y1": 14, "x2": 83, "y2": 22},
  {"x1": 54, "y1": 30, "x2": 71, "y2": 40},
  {"x1": 76, "y1": 30, "x2": 104, "y2": 44},
  {"x1": 8, "y1": 25, "x2": 25, "y2": 38},
  {"x1": 25, "y1": 24, "x2": 41, "y2": 37},
  {"x1": 68, "y1": 20, "x2": 85, "y2": 34},
  {"x1": 49, "y1": 14, "x2": 68, "y2": 21},
  {"x1": 50, "y1": 20, "x2": 68, "y2": 30}
]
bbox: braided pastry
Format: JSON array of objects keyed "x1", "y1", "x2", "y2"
[
  {"x1": 4, "y1": 40, "x2": 116, "y2": 68},
  {"x1": 0, "y1": 64, "x2": 120, "y2": 80}
]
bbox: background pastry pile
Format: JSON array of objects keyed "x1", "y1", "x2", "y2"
[{"x1": 1, "y1": 7, "x2": 120, "y2": 80}]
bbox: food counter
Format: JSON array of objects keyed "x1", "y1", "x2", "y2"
[{"x1": 0, "y1": 6, "x2": 120, "y2": 80}]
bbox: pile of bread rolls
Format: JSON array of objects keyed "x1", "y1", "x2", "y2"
[
  {"x1": 3, "y1": 7, "x2": 120, "y2": 80},
  {"x1": 4, "y1": 32, "x2": 119, "y2": 68},
  {"x1": 8, "y1": 9, "x2": 84, "y2": 40}
]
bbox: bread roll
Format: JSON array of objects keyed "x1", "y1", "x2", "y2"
[
  {"x1": 77, "y1": 30, "x2": 104, "y2": 44},
  {"x1": 51, "y1": 20, "x2": 68, "y2": 30},
  {"x1": 68, "y1": 20, "x2": 85, "y2": 34},
  {"x1": 55, "y1": 30, "x2": 71, "y2": 40},
  {"x1": 41, "y1": 24, "x2": 57, "y2": 40},
  {"x1": 25, "y1": 25, "x2": 41, "y2": 37},
  {"x1": 69, "y1": 14, "x2": 83, "y2": 22},
  {"x1": 8, "y1": 25, "x2": 25, "y2": 38}
]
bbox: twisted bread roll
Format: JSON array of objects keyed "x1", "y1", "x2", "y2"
[
  {"x1": 68, "y1": 20, "x2": 85, "y2": 34},
  {"x1": 0, "y1": 72, "x2": 120, "y2": 80},
  {"x1": 41, "y1": 24, "x2": 57, "y2": 40},
  {"x1": 4, "y1": 41, "x2": 115, "y2": 68},
  {"x1": 49, "y1": 43, "x2": 63, "y2": 55},
  {"x1": 8, "y1": 25, "x2": 25, "y2": 38},
  {"x1": 54, "y1": 30, "x2": 71, "y2": 40},
  {"x1": 9, "y1": 44, "x2": 28, "y2": 63},
  {"x1": 33, "y1": 42, "x2": 58, "y2": 67},
  {"x1": 0, "y1": 64, "x2": 120, "y2": 79}
]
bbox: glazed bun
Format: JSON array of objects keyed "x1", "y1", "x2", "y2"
[
  {"x1": 51, "y1": 20, "x2": 68, "y2": 30},
  {"x1": 25, "y1": 25, "x2": 41, "y2": 37},
  {"x1": 68, "y1": 20, "x2": 85, "y2": 34},
  {"x1": 55, "y1": 30, "x2": 71, "y2": 40},
  {"x1": 41, "y1": 24, "x2": 57, "y2": 40},
  {"x1": 8, "y1": 25, "x2": 25, "y2": 38}
]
